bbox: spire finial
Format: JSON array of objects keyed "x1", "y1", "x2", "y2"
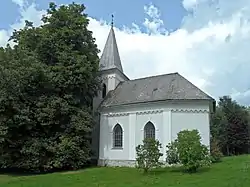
[{"x1": 111, "y1": 14, "x2": 114, "y2": 27}]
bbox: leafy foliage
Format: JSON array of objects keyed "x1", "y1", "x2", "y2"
[
  {"x1": 0, "y1": 2, "x2": 100, "y2": 172},
  {"x1": 166, "y1": 140, "x2": 179, "y2": 165},
  {"x1": 211, "y1": 96, "x2": 250, "y2": 156},
  {"x1": 166, "y1": 130, "x2": 211, "y2": 173},
  {"x1": 136, "y1": 138, "x2": 163, "y2": 173},
  {"x1": 210, "y1": 138, "x2": 223, "y2": 163}
]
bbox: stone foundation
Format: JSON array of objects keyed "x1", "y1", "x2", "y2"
[
  {"x1": 98, "y1": 159, "x2": 180, "y2": 168},
  {"x1": 98, "y1": 159, "x2": 136, "y2": 167}
]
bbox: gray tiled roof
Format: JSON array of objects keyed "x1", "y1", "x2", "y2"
[
  {"x1": 99, "y1": 27, "x2": 123, "y2": 72},
  {"x1": 101, "y1": 72, "x2": 214, "y2": 108}
]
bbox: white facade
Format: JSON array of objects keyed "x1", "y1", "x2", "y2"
[{"x1": 98, "y1": 100, "x2": 211, "y2": 167}]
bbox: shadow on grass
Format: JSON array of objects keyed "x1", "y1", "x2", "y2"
[
  {"x1": 0, "y1": 168, "x2": 40, "y2": 177},
  {"x1": 145, "y1": 166, "x2": 211, "y2": 176},
  {"x1": 170, "y1": 166, "x2": 211, "y2": 174},
  {"x1": 0, "y1": 167, "x2": 68, "y2": 177},
  {"x1": 0, "y1": 161, "x2": 97, "y2": 177},
  {"x1": 147, "y1": 168, "x2": 170, "y2": 176}
]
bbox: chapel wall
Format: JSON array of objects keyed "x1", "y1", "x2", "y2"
[
  {"x1": 170, "y1": 109, "x2": 210, "y2": 147},
  {"x1": 99, "y1": 114, "x2": 130, "y2": 160},
  {"x1": 99, "y1": 102, "x2": 170, "y2": 162},
  {"x1": 134, "y1": 111, "x2": 164, "y2": 160},
  {"x1": 99, "y1": 100, "x2": 211, "y2": 166}
]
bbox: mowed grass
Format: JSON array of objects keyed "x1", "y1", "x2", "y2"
[{"x1": 1, "y1": 155, "x2": 250, "y2": 187}]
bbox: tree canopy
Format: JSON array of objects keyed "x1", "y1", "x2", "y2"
[
  {"x1": 0, "y1": 2, "x2": 100, "y2": 172},
  {"x1": 211, "y1": 96, "x2": 250, "y2": 156}
]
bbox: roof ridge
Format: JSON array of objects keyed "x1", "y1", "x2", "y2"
[
  {"x1": 177, "y1": 73, "x2": 214, "y2": 100},
  {"x1": 128, "y1": 72, "x2": 179, "y2": 82}
]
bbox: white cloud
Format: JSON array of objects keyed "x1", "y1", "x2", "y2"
[
  {"x1": 142, "y1": 3, "x2": 167, "y2": 34},
  {"x1": 11, "y1": 0, "x2": 25, "y2": 7},
  {"x1": 182, "y1": 0, "x2": 199, "y2": 10},
  {"x1": 0, "y1": 0, "x2": 45, "y2": 46},
  {"x1": 1, "y1": 0, "x2": 250, "y2": 105}
]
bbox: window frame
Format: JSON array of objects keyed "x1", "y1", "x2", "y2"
[
  {"x1": 144, "y1": 121, "x2": 156, "y2": 140},
  {"x1": 112, "y1": 124, "x2": 123, "y2": 149}
]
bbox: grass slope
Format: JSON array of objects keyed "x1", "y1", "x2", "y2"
[{"x1": 1, "y1": 155, "x2": 250, "y2": 187}]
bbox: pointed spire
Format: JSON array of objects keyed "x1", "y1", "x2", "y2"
[{"x1": 99, "y1": 15, "x2": 123, "y2": 72}]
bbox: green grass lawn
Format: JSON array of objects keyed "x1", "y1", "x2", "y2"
[{"x1": 1, "y1": 155, "x2": 250, "y2": 187}]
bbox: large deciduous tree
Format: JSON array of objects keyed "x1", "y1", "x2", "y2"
[{"x1": 0, "y1": 2, "x2": 100, "y2": 172}]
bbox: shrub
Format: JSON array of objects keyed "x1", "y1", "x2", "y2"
[
  {"x1": 136, "y1": 138, "x2": 163, "y2": 173},
  {"x1": 166, "y1": 140, "x2": 179, "y2": 165},
  {"x1": 166, "y1": 129, "x2": 211, "y2": 173},
  {"x1": 210, "y1": 138, "x2": 223, "y2": 163}
]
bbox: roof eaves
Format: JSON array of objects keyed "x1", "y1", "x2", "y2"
[{"x1": 100, "y1": 98, "x2": 214, "y2": 109}]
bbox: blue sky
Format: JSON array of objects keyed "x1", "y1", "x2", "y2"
[
  {"x1": 0, "y1": 0, "x2": 186, "y2": 32},
  {"x1": 1, "y1": 0, "x2": 250, "y2": 105}
]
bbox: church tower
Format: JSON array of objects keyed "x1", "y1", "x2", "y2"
[
  {"x1": 93, "y1": 15, "x2": 129, "y2": 111},
  {"x1": 91, "y1": 16, "x2": 129, "y2": 163}
]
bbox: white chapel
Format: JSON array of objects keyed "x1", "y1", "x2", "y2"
[{"x1": 92, "y1": 23, "x2": 215, "y2": 167}]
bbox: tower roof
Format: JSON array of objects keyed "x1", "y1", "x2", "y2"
[{"x1": 99, "y1": 25, "x2": 123, "y2": 72}]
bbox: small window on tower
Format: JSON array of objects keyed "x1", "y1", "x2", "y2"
[{"x1": 102, "y1": 83, "x2": 107, "y2": 98}]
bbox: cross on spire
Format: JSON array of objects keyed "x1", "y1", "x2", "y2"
[{"x1": 111, "y1": 14, "x2": 114, "y2": 27}]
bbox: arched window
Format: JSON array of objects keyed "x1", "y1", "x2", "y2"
[
  {"x1": 144, "y1": 121, "x2": 155, "y2": 139},
  {"x1": 102, "y1": 83, "x2": 107, "y2": 98},
  {"x1": 113, "y1": 124, "x2": 123, "y2": 148}
]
